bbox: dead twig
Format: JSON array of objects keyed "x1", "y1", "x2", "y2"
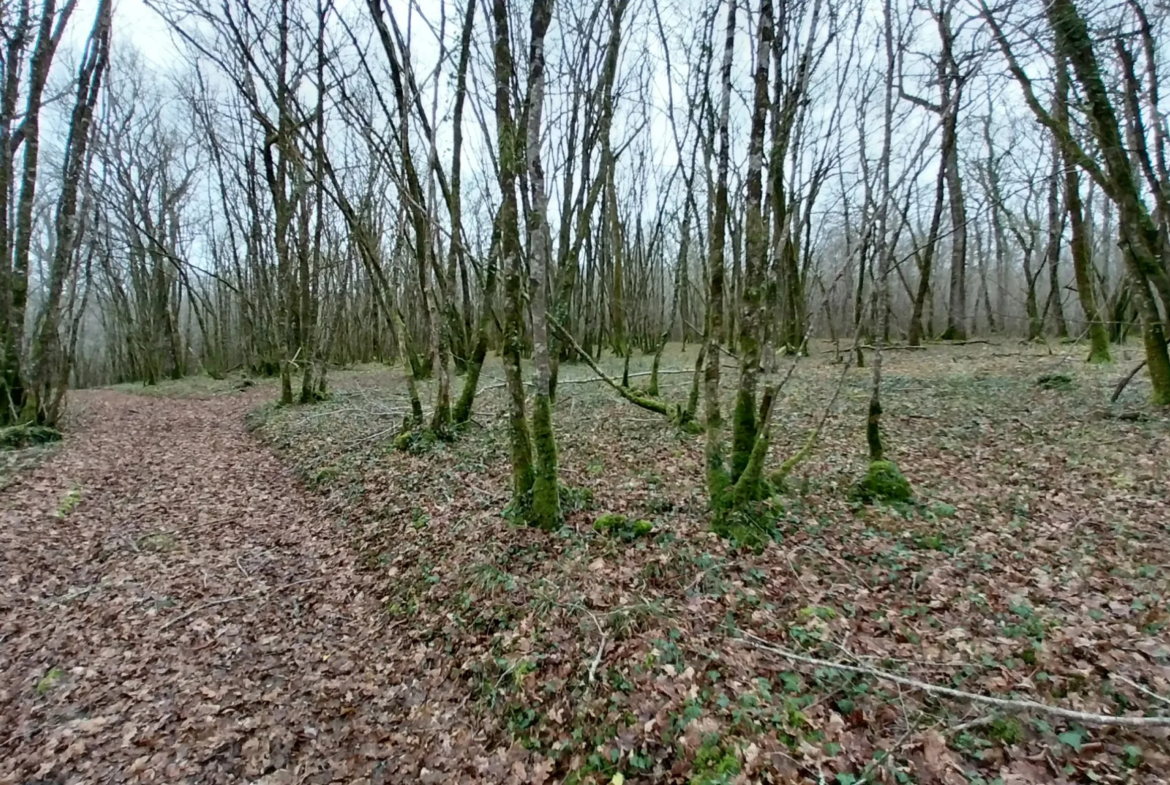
[
  {"x1": 740, "y1": 632, "x2": 1170, "y2": 728},
  {"x1": 589, "y1": 634, "x2": 608, "y2": 684},
  {"x1": 1112, "y1": 674, "x2": 1170, "y2": 707},
  {"x1": 1112, "y1": 360, "x2": 1147, "y2": 403}
]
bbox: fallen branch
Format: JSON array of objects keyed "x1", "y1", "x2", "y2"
[
  {"x1": 935, "y1": 338, "x2": 991, "y2": 346},
  {"x1": 589, "y1": 634, "x2": 608, "y2": 684},
  {"x1": 1111, "y1": 360, "x2": 1147, "y2": 403},
  {"x1": 1113, "y1": 674, "x2": 1170, "y2": 707},
  {"x1": 548, "y1": 314, "x2": 676, "y2": 418},
  {"x1": 740, "y1": 633, "x2": 1170, "y2": 728},
  {"x1": 772, "y1": 341, "x2": 854, "y2": 485},
  {"x1": 480, "y1": 368, "x2": 694, "y2": 394},
  {"x1": 160, "y1": 577, "x2": 322, "y2": 631},
  {"x1": 861, "y1": 344, "x2": 928, "y2": 351}
]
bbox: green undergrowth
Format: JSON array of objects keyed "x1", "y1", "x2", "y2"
[
  {"x1": 111, "y1": 370, "x2": 261, "y2": 398},
  {"x1": 393, "y1": 426, "x2": 454, "y2": 454},
  {"x1": 0, "y1": 423, "x2": 61, "y2": 450},
  {"x1": 1, "y1": 424, "x2": 63, "y2": 490},
  {"x1": 244, "y1": 344, "x2": 1170, "y2": 782}
]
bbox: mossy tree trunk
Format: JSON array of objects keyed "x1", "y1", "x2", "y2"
[
  {"x1": 729, "y1": 0, "x2": 773, "y2": 488},
  {"x1": 490, "y1": 0, "x2": 539, "y2": 513},
  {"x1": 523, "y1": 0, "x2": 560, "y2": 530},
  {"x1": 1046, "y1": 0, "x2": 1169, "y2": 400},
  {"x1": 597, "y1": 0, "x2": 630, "y2": 386},
  {"x1": 453, "y1": 209, "x2": 499, "y2": 425},
  {"x1": 989, "y1": 0, "x2": 1170, "y2": 402},
  {"x1": 702, "y1": 0, "x2": 737, "y2": 504},
  {"x1": 908, "y1": 148, "x2": 947, "y2": 346},
  {"x1": 1054, "y1": 54, "x2": 1110, "y2": 363},
  {"x1": 1, "y1": 0, "x2": 79, "y2": 425},
  {"x1": 867, "y1": 0, "x2": 896, "y2": 468},
  {"x1": 1042, "y1": 137, "x2": 1067, "y2": 339},
  {"x1": 25, "y1": 0, "x2": 112, "y2": 426},
  {"x1": 649, "y1": 205, "x2": 690, "y2": 397}
]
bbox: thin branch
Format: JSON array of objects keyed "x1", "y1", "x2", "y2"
[{"x1": 741, "y1": 633, "x2": 1170, "y2": 728}]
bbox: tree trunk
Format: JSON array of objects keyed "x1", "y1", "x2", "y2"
[
  {"x1": 491, "y1": 0, "x2": 535, "y2": 507},
  {"x1": 524, "y1": 0, "x2": 559, "y2": 529},
  {"x1": 1054, "y1": 54, "x2": 1110, "y2": 362},
  {"x1": 703, "y1": 0, "x2": 736, "y2": 504}
]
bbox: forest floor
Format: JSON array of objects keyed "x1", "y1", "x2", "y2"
[{"x1": 2, "y1": 341, "x2": 1169, "y2": 784}]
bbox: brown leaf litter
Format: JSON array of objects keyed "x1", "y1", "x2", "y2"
[{"x1": 1, "y1": 390, "x2": 498, "y2": 784}]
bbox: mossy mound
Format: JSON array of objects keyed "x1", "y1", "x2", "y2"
[
  {"x1": 1036, "y1": 373, "x2": 1073, "y2": 391},
  {"x1": 392, "y1": 428, "x2": 450, "y2": 454},
  {"x1": 0, "y1": 424, "x2": 62, "y2": 451},
  {"x1": 593, "y1": 513, "x2": 653, "y2": 542},
  {"x1": 852, "y1": 460, "x2": 913, "y2": 504}
]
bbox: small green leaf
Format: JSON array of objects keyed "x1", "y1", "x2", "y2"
[{"x1": 1057, "y1": 730, "x2": 1084, "y2": 751}]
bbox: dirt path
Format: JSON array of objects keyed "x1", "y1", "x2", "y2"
[{"x1": 0, "y1": 391, "x2": 489, "y2": 784}]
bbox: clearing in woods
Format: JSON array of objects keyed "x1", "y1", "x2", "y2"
[{"x1": 2, "y1": 342, "x2": 1169, "y2": 784}]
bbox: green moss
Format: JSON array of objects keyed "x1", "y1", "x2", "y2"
[
  {"x1": 852, "y1": 460, "x2": 913, "y2": 504},
  {"x1": 729, "y1": 389, "x2": 757, "y2": 481},
  {"x1": 528, "y1": 393, "x2": 562, "y2": 531},
  {"x1": 690, "y1": 741, "x2": 741, "y2": 785},
  {"x1": 594, "y1": 513, "x2": 626, "y2": 531},
  {"x1": 310, "y1": 465, "x2": 340, "y2": 488},
  {"x1": 393, "y1": 428, "x2": 450, "y2": 455},
  {"x1": 0, "y1": 424, "x2": 62, "y2": 450},
  {"x1": 1086, "y1": 342, "x2": 1112, "y2": 364},
  {"x1": 988, "y1": 717, "x2": 1023, "y2": 745},
  {"x1": 593, "y1": 513, "x2": 654, "y2": 542}
]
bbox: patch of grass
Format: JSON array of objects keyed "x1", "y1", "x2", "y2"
[
  {"x1": 988, "y1": 717, "x2": 1023, "y2": 745},
  {"x1": 244, "y1": 402, "x2": 278, "y2": 432},
  {"x1": 310, "y1": 465, "x2": 341, "y2": 488},
  {"x1": 111, "y1": 372, "x2": 255, "y2": 399},
  {"x1": 55, "y1": 484, "x2": 82, "y2": 518},
  {"x1": 36, "y1": 667, "x2": 64, "y2": 695},
  {"x1": 560, "y1": 484, "x2": 595, "y2": 514}
]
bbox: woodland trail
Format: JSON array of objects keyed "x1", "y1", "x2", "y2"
[{"x1": 0, "y1": 391, "x2": 491, "y2": 785}]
